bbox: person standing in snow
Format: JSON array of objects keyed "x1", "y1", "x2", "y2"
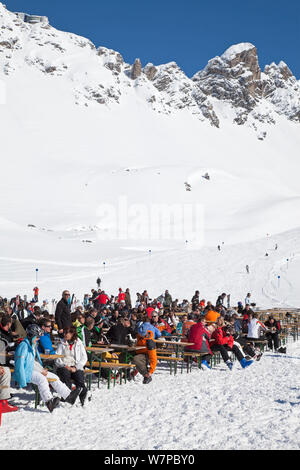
[
  {"x1": 191, "y1": 290, "x2": 200, "y2": 311},
  {"x1": 163, "y1": 290, "x2": 172, "y2": 312},
  {"x1": 132, "y1": 316, "x2": 161, "y2": 384},
  {"x1": 117, "y1": 288, "x2": 126, "y2": 306},
  {"x1": 33, "y1": 286, "x2": 39, "y2": 303},
  {"x1": 245, "y1": 293, "x2": 251, "y2": 306},
  {"x1": 264, "y1": 316, "x2": 281, "y2": 352},
  {"x1": 55, "y1": 290, "x2": 72, "y2": 337},
  {"x1": 246, "y1": 265, "x2": 249, "y2": 274},
  {"x1": 96, "y1": 277, "x2": 101, "y2": 288},
  {"x1": 216, "y1": 293, "x2": 227, "y2": 308}
]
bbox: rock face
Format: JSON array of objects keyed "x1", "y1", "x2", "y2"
[
  {"x1": 0, "y1": 2, "x2": 299, "y2": 133},
  {"x1": 193, "y1": 43, "x2": 262, "y2": 111},
  {"x1": 192, "y1": 42, "x2": 300, "y2": 127},
  {"x1": 262, "y1": 62, "x2": 300, "y2": 122},
  {"x1": 131, "y1": 58, "x2": 142, "y2": 79}
]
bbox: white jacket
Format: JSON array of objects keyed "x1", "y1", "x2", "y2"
[
  {"x1": 247, "y1": 318, "x2": 266, "y2": 339},
  {"x1": 55, "y1": 338, "x2": 88, "y2": 370}
]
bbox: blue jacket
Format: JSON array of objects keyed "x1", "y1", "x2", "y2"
[
  {"x1": 137, "y1": 322, "x2": 161, "y2": 339},
  {"x1": 13, "y1": 338, "x2": 43, "y2": 388},
  {"x1": 38, "y1": 333, "x2": 56, "y2": 355}
]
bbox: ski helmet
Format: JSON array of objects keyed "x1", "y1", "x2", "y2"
[{"x1": 26, "y1": 324, "x2": 44, "y2": 339}]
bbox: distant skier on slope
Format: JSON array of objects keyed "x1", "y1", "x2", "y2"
[{"x1": 246, "y1": 265, "x2": 249, "y2": 274}]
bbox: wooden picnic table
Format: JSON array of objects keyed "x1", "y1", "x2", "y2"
[
  {"x1": 85, "y1": 347, "x2": 114, "y2": 353},
  {"x1": 107, "y1": 344, "x2": 145, "y2": 351},
  {"x1": 156, "y1": 340, "x2": 194, "y2": 346},
  {"x1": 40, "y1": 354, "x2": 65, "y2": 360},
  {"x1": 86, "y1": 343, "x2": 144, "y2": 351},
  {"x1": 155, "y1": 340, "x2": 195, "y2": 358}
]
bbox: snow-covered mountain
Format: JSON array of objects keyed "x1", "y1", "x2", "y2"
[
  {"x1": 1, "y1": 2, "x2": 300, "y2": 307},
  {"x1": 1, "y1": 4, "x2": 299, "y2": 134}
]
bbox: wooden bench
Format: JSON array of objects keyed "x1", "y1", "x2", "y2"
[
  {"x1": 156, "y1": 349, "x2": 174, "y2": 355},
  {"x1": 33, "y1": 377, "x2": 57, "y2": 408},
  {"x1": 183, "y1": 352, "x2": 208, "y2": 372},
  {"x1": 85, "y1": 362, "x2": 136, "y2": 389},
  {"x1": 156, "y1": 356, "x2": 184, "y2": 375},
  {"x1": 246, "y1": 339, "x2": 268, "y2": 352}
]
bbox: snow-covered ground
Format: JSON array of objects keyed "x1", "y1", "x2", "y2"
[
  {"x1": 1, "y1": 339, "x2": 300, "y2": 450},
  {"x1": 0, "y1": 3, "x2": 300, "y2": 308},
  {"x1": 0, "y1": 2, "x2": 300, "y2": 450},
  {"x1": 1, "y1": 225, "x2": 300, "y2": 309}
]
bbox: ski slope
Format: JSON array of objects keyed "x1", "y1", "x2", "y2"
[{"x1": 0, "y1": 2, "x2": 300, "y2": 307}]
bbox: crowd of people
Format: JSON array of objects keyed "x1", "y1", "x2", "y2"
[{"x1": 0, "y1": 283, "x2": 286, "y2": 416}]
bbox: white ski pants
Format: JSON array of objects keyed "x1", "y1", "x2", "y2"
[
  {"x1": 31, "y1": 370, "x2": 71, "y2": 403},
  {"x1": 0, "y1": 367, "x2": 11, "y2": 400}
]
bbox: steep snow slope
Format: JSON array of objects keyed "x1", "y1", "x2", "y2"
[{"x1": 0, "y1": 3, "x2": 300, "y2": 306}]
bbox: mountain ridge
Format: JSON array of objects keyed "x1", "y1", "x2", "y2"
[{"x1": 0, "y1": 2, "x2": 299, "y2": 138}]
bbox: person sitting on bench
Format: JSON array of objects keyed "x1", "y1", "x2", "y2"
[
  {"x1": 13, "y1": 324, "x2": 81, "y2": 413},
  {"x1": 210, "y1": 317, "x2": 254, "y2": 370},
  {"x1": 185, "y1": 316, "x2": 213, "y2": 369},
  {"x1": 55, "y1": 326, "x2": 88, "y2": 406}
]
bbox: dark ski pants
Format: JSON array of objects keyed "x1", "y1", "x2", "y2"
[
  {"x1": 235, "y1": 337, "x2": 256, "y2": 357},
  {"x1": 186, "y1": 349, "x2": 211, "y2": 363},
  {"x1": 211, "y1": 343, "x2": 244, "y2": 362},
  {"x1": 56, "y1": 367, "x2": 87, "y2": 398},
  {"x1": 266, "y1": 332, "x2": 279, "y2": 350}
]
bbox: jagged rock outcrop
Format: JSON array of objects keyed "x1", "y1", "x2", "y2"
[
  {"x1": 262, "y1": 62, "x2": 300, "y2": 122},
  {"x1": 143, "y1": 63, "x2": 157, "y2": 81},
  {"x1": 97, "y1": 47, "x2": 124, "y2": 74},
  {"x1": 192, "y1": 43, "x2": 262, "y2": 111},
  {"x1": 0, "y1": 3, "x2": 299, "y2": 132},
  {"x1": 131, "y1": 58, "x2": 142, "y2": 79}
]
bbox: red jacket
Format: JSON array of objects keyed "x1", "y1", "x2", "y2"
[
  {"x1": 210, "y1": 327, "x2": 234, "y2": 349},
  {"x1": 98, "y1": 294, "x2": 109, "y2": 305},
  {"x1": 146, "y1": 307, "x2": 154, "y2": 319},
  {"x1": 118, "y1": 292, "x2": 125, "y2": 302},
  {"x1": 186, "y1": 322, "x2": 212, "y2": 354}
]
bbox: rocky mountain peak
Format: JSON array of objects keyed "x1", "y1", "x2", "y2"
[
  {"x1": 192, "y1": 43, "x2": 263, "y2": 111},
  {"x1": 0, "y1": 2, "x2": 299, "y2": 135}
]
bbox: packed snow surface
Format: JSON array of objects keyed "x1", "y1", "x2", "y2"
[{"x1": 1, "y1": 340, "x2": 300, "y2": 450}]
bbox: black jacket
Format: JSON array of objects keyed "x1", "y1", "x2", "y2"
[
  {"x1": 265, "y1": 320, "x2": 281, "y2": 333},
  {"x1": 106, "y1": 324, "x2": 135, "y2": 345},
  {"x1": 55, "y1": 298, "x2": 72, "y2": 331},
  {"x1": 0, "y1": 326, "x2": 17, "y2": 365},
  {"x1": 21, "y1": 313, "x2": 39, "y2": 330}
]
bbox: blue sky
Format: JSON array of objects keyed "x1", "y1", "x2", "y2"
[{"x1": 5, "y1": 0, "x2": 300, "y2": 77}]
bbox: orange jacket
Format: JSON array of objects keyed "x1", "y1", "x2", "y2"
[{"x1": 136, "y1": 329, "x2": 157, "y2": 375}]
